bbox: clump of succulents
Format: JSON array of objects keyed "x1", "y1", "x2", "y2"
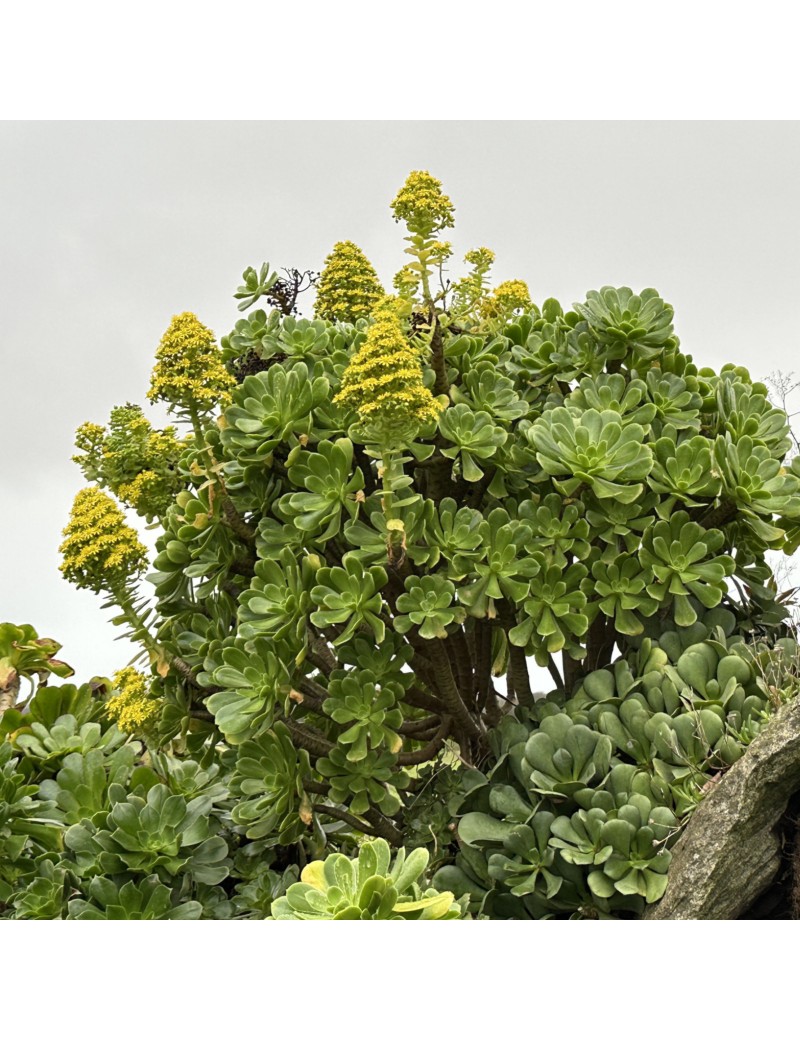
[
  {"x1": 269, "y1": 838, "x2": 463, "y2": 920},
  {"x1": 4, "y1": 169, "x2": 798, "y2": 921},
  {"x1": 431, "y1": 602, "x2": 798, "y2": 918}
]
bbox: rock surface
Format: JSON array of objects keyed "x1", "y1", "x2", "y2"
[{"x1": 644, "y1": 696, "x2": 800, "y2": 920}]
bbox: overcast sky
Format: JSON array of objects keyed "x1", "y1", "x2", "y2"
[{"x1": 2, "y1": 121, "x2": 799, "y2": 682}]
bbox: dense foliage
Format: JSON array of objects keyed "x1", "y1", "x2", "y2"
[{"x1": 3, "y1": 171, "x2": 800, "y2": 919}]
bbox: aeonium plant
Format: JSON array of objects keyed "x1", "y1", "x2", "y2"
[{"x1": 54, "y1": 169, "x2": 800, "y2": 919}]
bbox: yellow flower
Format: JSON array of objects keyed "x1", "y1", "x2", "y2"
[
  {"x1": 106, "y1": 666, "x2": 161, "y2": 733},
  {"x1": 480, "y1": 279, "x2": 532, "y2": 321},
  {"x1": 117, "y1": 470, "x2": 161, "y2": 511},
  {"x1": 148, "y1": 312, "x2": 235, "y2": 417},
  {"x1": 428, "y1": 241, "x2": 453, "y2": 265},
  {"x1": 334, "y1": 296, "x2": 444, "y2": 439},
  {"x1": 463, "y1": 247, "x2": 495, "y2": 272},
  {"x1": 452, "y1": 247, "x2": 497, "y2": 321},
  {"x1": 314, "y1": 241, "x2": 384, "y2": 324},
  {"x1": 392, "y1": 264, "x2": 420, "y2": 299},
  {"x1": 59, "y1": 487, "x2": 148, "y2": 594},
  {"x1": 390, "y1": 171, "x2": 455, "y2": 236},
  {"x1": 73, "y1": 422, "x2": 105, "y2": 458},
  {"x1": 72, "y1": 405, "x2": 185, "y2": 521}
]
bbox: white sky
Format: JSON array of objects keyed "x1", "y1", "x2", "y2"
[{"x1": 1, "y1": 121, "x2": 799, "y2": 681}]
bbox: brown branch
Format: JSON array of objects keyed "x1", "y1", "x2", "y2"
[
  {"x1": 402, "y1": 638, "x2": 442, "y2": 695},
  {"x1": 585, "y1": 612, "x2": 616, "y2": 672},
  {"x1": 465, "y1": 468, "x2": 495, "y2": 510},
  {"x1": 405, "y1": 684, "x2": 448, "y2": 715},
  {"x1": 476, "y1": 620, "x2": 493, "y2": 713},
  {"x1": 420, "y1": 453, "x2": 455, "y2": 501},
  {"x1": 445, "y1": 638, "x2": 468, "y2": 698},
  {"x1": 430, "y1": 318, "x2": 450, "y2": 397},
  {"x1": 307, "y1": 633, "x2": 337, "y2": 676},
  {"x1": 399, "y1": 714, "x2": 441, "y2": 735},
  {"x1": 426, "y1": 640, "x2": 484, "y2": 744},
  {"x1": 168, "y1": 654, "x2": 203, "y2": 689},
  {"x1": 312, "y1": 803, "x2": 386, "y2": 840},
  {"x1": 364, "y1": 807, "x2": 404, "y2": 846},
  {"x1": 700, "y1": 497, "x2": 738, "y2": 530},
  {"x1": 483, "y1": 682, "x2": 504, "y2": 726},
  {"x1": 448, "y1": 628, "x2": 475, "y2": 698},
  {"x1": 221, "y1": 580, "x2": 243, "y2": 600},
  {"x1": 508, "y1": 644, "x2": 534, "y2": 708},
  {"x1": 220, "y1": 496, "x2": 257, "y2": 543},
  {"x1": 496, "y1": 601, "x2": 533, "y2": 708},
  {"x1": 283, "y1": 717, "x2": 335, "y2": 759},
  {"x1": 397, "y1": 716, "x2": 451, "y2": 765},
  {"x1": 228, "y1": 556, "x2": 256, "y2": 579},
  {"x1": 297, "y1": 676, "x2": 329, "y2": 703},
  {"x1": 562, "y1": 651, "x2": 584, "y2": 697},
  {"x1": 413, "y1": 454, "x2": 453, "y2": 469},
  {"x1": 546, "y1": 655, "x2": 565, "y2": 694}
]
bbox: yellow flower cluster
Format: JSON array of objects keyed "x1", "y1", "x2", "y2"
[
  {"x1": 463, "y1": 247, "x2": 496, "y2": 271},
  {"x1": 73, "y1": 421, "x2": 105, "y2": 456},
  {"x1": 334, "y1": 296, "x2": 445, "y2": 434},
  {"x1": 117, "y1": 470, "x2": 162, "y2": 512},
  {"x1": 452, "y1": 246, "x2": 497, "y2": 320},
  {"x1": 392, "y1": 264, "x2": 419, "y2": 298},
  {"x1": 428, "y1": 240, "x2": 453, "y2": 265},
  {"x1": 59, "y1": 487, "x2": 148, "y2": 594},
  {"x1": 106, "y1": 666, "x2": 161, "y2": 733},
  {"x1": 481, "y1": 279, "x2": 533, "y2": 320},
  {"x1": 390, "y1": 171, "x2": 455, "y2": 236},
  {"x1": 148, "y1": 428, "x2": 178, "y2": 454},
  {"x1": 314, "y1": 241, "x2": 384, "y2": 324},
  {"x1": 147, "y1": 312, "x2": 235, "y2": 416},
  {"x1": 73, "y1": 407, "x2": 185, "y2": 522}
]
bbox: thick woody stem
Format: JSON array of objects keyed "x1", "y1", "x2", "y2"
[
  {"x1": 396, "y1": 716, "x2": 451, "y2": 766},
  {"x1": 399, "y1": 714, "x2": 441, "y2": 735},
  {"x1": 546, "y1": 655, "x2": 565, "y2": 694},
  {"x1": 283, "y1": 717, "x2": 336, "y2": 759},
  {"x1": 508, "y1": 644, "x2": 534, "y2": 708},
  {"x1": 700, "y1": 497, "x2": 738, "y2": 531},
  {"x1": 311, "y1": 804, "x2": 386, "y2": 840},
  {"x1": 419, "y1": 455, "x2": 455, "y2": 501},
  {"x1": 429, "y1": 319, "x2": 450, "y2": 397},
  {"x1": 562, "y1": 651, "x2": 584, "y2": 697},
  {"x1": 475, "y1": 621, "x2": 493, "y2": 713},
  {"x1": 220, "y1": 496, "x2": 257, "y2": 544},
  {"x1": 426, "y1": 641, "x2": 484, "y2": 744},
  {"x1": 168, "y1": 654, "x2": 204, "y2": 689},
  {"x1": 308, "y1": 633, "x2": 337, "y2": 675},
  {"x1": 405, "y1": 684, "x2": 448, "y2": 715},
  {"x1": 364, "y1": 807, "x2": 404, "y2": 847},
  {"x1": 586, "y1": 613, "x2": 616, "y2": 672}
]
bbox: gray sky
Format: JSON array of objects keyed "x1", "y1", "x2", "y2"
[{"x1": 2, "y1": 121, "x2": 799, "y2": 681}]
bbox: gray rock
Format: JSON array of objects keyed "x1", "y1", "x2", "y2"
[{"x1": 644, "y1": 696, "x2": 800, "y2": 920}]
